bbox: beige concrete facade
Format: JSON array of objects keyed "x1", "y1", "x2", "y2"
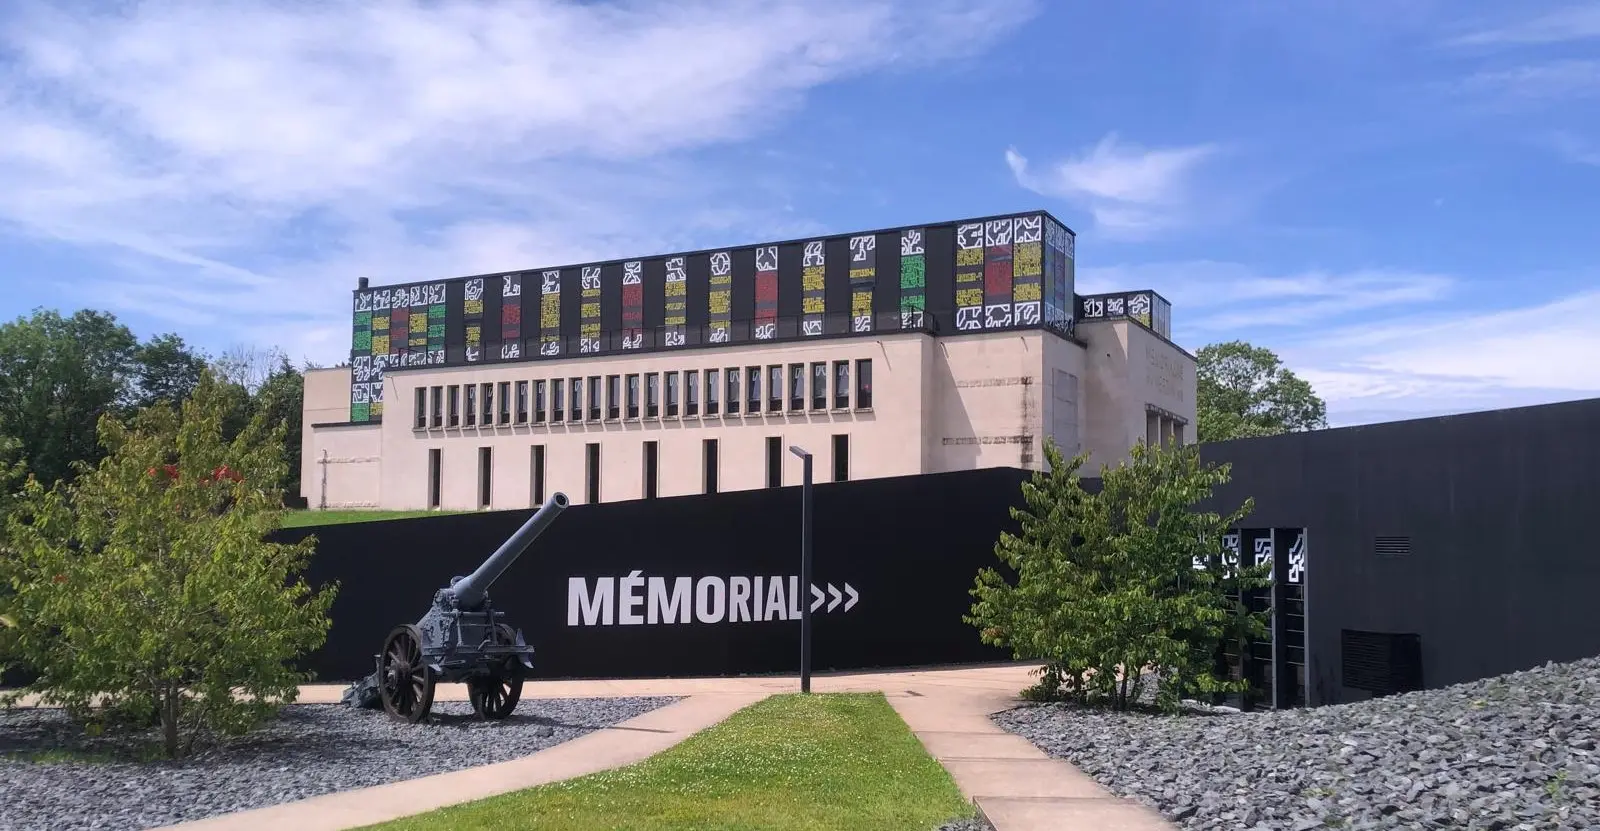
[{"x1": 301, "y1": 318, "x2": 1195, "y2": 511}]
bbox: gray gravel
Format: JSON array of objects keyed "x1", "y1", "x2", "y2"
[
  {"x1": 0, "y1": 696, "x2": 676, "y2": 831},
  {"x1": 936, "y1": 817, "x2": 993, "y2": 831},
  {"x1": 995, "y1": 656, "x2": 1600, "y2": 830}
]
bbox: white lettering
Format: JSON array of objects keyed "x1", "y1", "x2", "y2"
[
  {"x1": 648, "y1": 576, "x2": 693, "y2": 624},
  {"x1": 568, "y1": 577, "x2": 614, "y2": 626},
  {"x1": 753, "y1": 577, "x2": 765, "y2": 619},
  {"x1": 730, "y1": 576, "x2": 753, "y2": 622},
  {"x1": 695, "y1": 577, "x2": 727, "y2": 623},
  {"x1": 764, "y1": 575, "x2": 788, "y2": 621},
  {"x1": 788, "y1": 576, "x2": 802, "y2": 617},
  {"x1": 619, "y1": 570, "x2": 645, "y2": 625}
]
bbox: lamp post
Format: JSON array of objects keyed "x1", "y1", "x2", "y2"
[{"x1": 789, "y1": 444, "x2": 814, "y2": 694}]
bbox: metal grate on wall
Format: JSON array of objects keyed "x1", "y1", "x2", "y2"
[
  {"x1": 1374, "y1": 535, "x2": 1412, "y2": 557},
  {"x1": 1341, "y1": 629, "x2": 1423, "y2": 696}
]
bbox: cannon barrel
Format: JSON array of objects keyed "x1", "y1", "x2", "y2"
[{"x1": 447, "y1": 491, "x2": 569, "y2": 609}]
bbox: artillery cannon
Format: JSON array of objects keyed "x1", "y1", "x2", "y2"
[{"x1": 343, "y1": 492, "x2": 569, "y2": 723}]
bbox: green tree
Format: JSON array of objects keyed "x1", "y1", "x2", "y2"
[
  {"x1": 0, "y1": 309, "x2": 140, "y2": 487},
  {"x1": 0, "y1": 372, "x2": 337, "y2": 758},
  {"x1": 1196, "y1": 340, "x2": 1327, "y2": 443},
  {"x1": 966, "y1": 438, "x2": 1268, "y2": 712},
  {"x1": 254, "y1": 356, "x2": 306, "y2": 497},
  {"x1": 131, "y1": 333, "x2": 209, "y2": 409}
]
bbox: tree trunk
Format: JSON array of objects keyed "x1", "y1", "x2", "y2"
[{"x1": 161, "y1": 684, "x2": 180, "y2": 758}]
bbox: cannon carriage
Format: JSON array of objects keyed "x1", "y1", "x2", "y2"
[{"x1": 345, "y1": 492, "x2": 570, "y2": 723}]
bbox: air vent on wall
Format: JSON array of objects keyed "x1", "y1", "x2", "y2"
[
  {"x1": 1341, "y1": 629, "x2": 1423, "y2": 697},
  {"x1": 1374, "y1": 535, "x2": 1412, "y2": 556}
]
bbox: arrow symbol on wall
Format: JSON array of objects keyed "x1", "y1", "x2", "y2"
[
  {"x1": 806, "y1": 582, "x2": 861, "y2": 614},
  {"x1": 827, "y1": 583, "x2": 842, "y2": 612},
  {"x1": 843, "y1": 583, "x2": 858, "y2": 612},
  {"x1": 810, "y1": 584, "x2": 825, "y2": 613}
]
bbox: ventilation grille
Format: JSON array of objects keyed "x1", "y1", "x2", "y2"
[
  {"x1": 1374, "y1": 536, "x2": 1412, "y2": 557},
  {"x1": 1341, "y1": 629, "x2": 1423, "y2": 696}
]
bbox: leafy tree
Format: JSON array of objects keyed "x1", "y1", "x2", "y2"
[
  {"x1": 254, "y1": 356, "x2": 306, "y2": 496},
  {"x1": 966, "y1": 438, "x2": 1268, "y2": 712},
  {"x1": 131, "y1": 333, "x2": 209, "y2": 409},
  {"x1": 0, "y1": 309, "x2": 140, "y2": 487},
  {"x1": 1196, "y1": 340, "x2": 1327, "y2": 443},
  {"x1": 0, "y1": 372, "x2": 337, "y2": 758}
]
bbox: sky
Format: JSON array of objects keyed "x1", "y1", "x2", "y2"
[{"x1": 1, "y1": 0, "x2": 1597, "y2": 427}]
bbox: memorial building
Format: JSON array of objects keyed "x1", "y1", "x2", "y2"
[{"x1": 300, "y1": 210, "x2": 1194, "y2": 510}]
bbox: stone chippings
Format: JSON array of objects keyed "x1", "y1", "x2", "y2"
[
  {"x1": 0, "y1": 696, "x2": 677, "y2": 831},
  {"x1": 994, "y1": 656, "x2": 1600, "y2": 831}
]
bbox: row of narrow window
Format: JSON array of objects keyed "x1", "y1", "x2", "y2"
[
  {"x1": 427, "y1": 434, "x2": 852, "y2": 509},
  {"x1": 414, "y1": 359, "x2": 873, "y2": 430}
]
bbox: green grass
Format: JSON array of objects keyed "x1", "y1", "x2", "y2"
[
  {"x1": 279, "y1": 509, "x2": 467, "y2": 528},
  {"x1": 361, "y1": 692, "x2": 975, "y2": 831}
]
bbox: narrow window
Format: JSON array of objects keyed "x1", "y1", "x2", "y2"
[
  {"x1": 725, "y1": 368, "x2": 739, "y2": 414},
  {"x1": 427, "y1": 448, "x2": 442, "y2": 508},
  {"x1": 478, "y1": 446, "x2": 493, "y2": 507},
  {"x1": 789, "y1": 364, "x2": 804, "y2": 411},
  {"x1": 833, "y1": 360, "x2": 850, "y2": 409},
  {"x1": 569, "y1": 377, "x2": 582, "y2": 422},
  {"x1": 643, "y1": 440, "x2": 659, "y2": 499},
  {"x1": 430, "y1": 385, "x2": 443, "y2": 427},
  {"x1": 497, "y1": 381, "x2": 511, "y2": 425},
  {"x1": 666, "y1": 372, "x2": 679, "y2": 418},
  {"x1": 531, "y1": 445, "x2": 546, "y2": 506},
  {"x1": 855, "y1": 359, "x2": 872, "y2": 409},
  {"x1": 588, "y1": 375, "x2": 601, "y2": 421},
  {"x1": 481, "y1": 383, "x2": 494, "y2": 424},
  {"x1": 626, "y1": 374, "x2": 640, "y2": 419},
  {"x1": 607, "y1": 375, "x2": 621, "y2": 420},
  {"x1": 515, "y1": 381, "x2": 528, "y2": 423},
  {"x1": 703, "y1": 438, "x2": 719, "y2": 493},
  {"x1": 746, "y1": 366, "x2": 760, "y2": 413},
  {"x1": 811, "y1": 362, "x2": 827, "y2": 410},
  {"x1": 414, "y1": 387, "x2": 427, "y2": 429},
  {"x1": 646, "y1": 373, "x2": 660, "y2": 418},
  {"x1": 534, "y1": 380, "x2": 547, "y2": 423},
  {"x1": 585, "y1": 442, "x2": 601, "y2": 503},
  {"x1": 685, "y1": 370, "x2": 699, "y2": 416},
  {"x1": 465, "y1": 384, "x2": 477, "y2": 426},
  {"x1": 766, "y1": 436, "x2": 782, "y2": 488},
  {"x1": 552, "y1": 378, "x2": 564, "y2": 421},
  {"x1": 767, "y1": 365, "x2": 783, "y2": 412},
  {"x1": 448, "y1": 385, "x2": 460, "y2": 427},
  {"x1": 706, "y1": 368, "x2": 720, "y2": 415},
  {"x1": 832, "y1": 433, "x2": 849, "y2": 482}
]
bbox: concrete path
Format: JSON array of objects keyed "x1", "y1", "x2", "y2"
[{"x1": 122, "y1": 664, "x2": 1174, "y2": 831}]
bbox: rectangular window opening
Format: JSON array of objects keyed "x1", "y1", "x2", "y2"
[
  {"x1": 811, "y1": 362, "x2": 827, "y2": 410},
  {"x1": 832, "y1": 433, "x2": 849, "y2": 482},
  {"x1": 746, "y1": 366, "x2": 761, "y2": 414},
  {"x1": 477, "y1": 446, "x2": 493, "y2": 507},
  {"x1": 588, "y1": 376, "x2": 602, "y2": 421},
  {"x1": 569, "y1": 377, "x2": 582, "y2": 422},
  {"x1": 531, "y1": 445, "x2": 546, "y2": 507},
  {"x1": 465, "y1": 384, "x2": 477, "y2": 426},
  {"x1": 646, "y1": 373, "x2": 660, "y2": 418},
  {"x1": 789, "y1": 364, "x2": 804, "y2": 411},
  {"x1": 725, "y1": 368, "x2": 740, "y2": 414},
  {"x1": 427, "y1": 448, "x2": 441, "y2": 508},
  {"x1": 855, "y1": 359, "x2": 872, "y2": 409},
  {"x1": 626, "y1": 374, "x2": 640, "y2": 419},
  {"x1": 551, "y1": 379, "x2": 564, "y2": 422},
  {"x1": 448, "y1": 385, "x2": 460, "y2": 427},
  {"x1": 585, "y1": 442, "x2": 601, "y2": 504},
  {"x1": 607, "y1": 375, "x2": 621, "y2": 420},
  {"x1": 643, "y1": 440, "x2": 659, "y2": 499},
  {"x1": 534, "y1": 380, "x2": 547, "y2": 423},
  {"x1": 498, "y1": 381, "x2": 511, "y2": 425},
  {"x1": 703, "y1": 438, "x2": 719, "y2": 493},
  {"x1": 430, "y1": 386, "x2": 443, "y2": 427},
  {"x1": 515, "y1": 381, "x2": 528, "y2": 424},
  {"x1": 666, "y1": 372, "x2": 679, "y2": 418},
  {"x1": 766, "y1": 436, "x2": 782, "y2": 488},
  {"x1": 414, "y1": 387, "x2": 427, "y2": 429},
  {"x1": 833, "y1": 361, "x2": 850, "y2": 409}
]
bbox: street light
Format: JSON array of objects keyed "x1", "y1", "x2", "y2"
[{"x1": 789, "y1": 444, "x2": 814, "y2": 694}]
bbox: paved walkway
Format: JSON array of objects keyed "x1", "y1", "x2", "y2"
[{"x1": 131, "y1": 664, "x2": 1172, "y2": 831}]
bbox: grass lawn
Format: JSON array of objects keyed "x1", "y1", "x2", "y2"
[
  {"x1": 361, "y1": 692, "x2": 975, "y2": 831},
  {"x1": 278, "y1": 509, "x2": 467, "y2": 528}
]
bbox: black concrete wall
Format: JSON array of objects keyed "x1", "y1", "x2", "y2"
[
  {"x1": 281, "y1": 466, "x2": 1027, "y2": 683},
  {"x1": 1199, "y1": 396, "x2": 1600, "y2": 706}
]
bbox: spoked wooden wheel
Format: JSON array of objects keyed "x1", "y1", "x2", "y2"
[
  {"x1": 468, "y1": 624, "x2": 525, "y2": 720},
  {"x1": 379, "y1": 624, "x2": 436, "y2": 723}
]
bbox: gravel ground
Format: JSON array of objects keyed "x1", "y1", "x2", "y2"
[
  {"x1": 994, "y1": 656, "x2": 1600, "y2": 830},
  {"x1": 0, "y1": 696, "x2": 676, "y2": 831},
  {"x1": 936, "y1": 817, "x2": 993, "y2": 831}
]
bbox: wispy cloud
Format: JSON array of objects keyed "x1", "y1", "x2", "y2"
[
  {"x1": 0, "y1": 0, "x2": 1038, "y2": 362},
  {"x1": 1004, "y1": 134, "x2": 1221, "y2": 238},
  {"x1": 1452, "y1": 59, "x2": 1600, "y2": 101},
  {"x1": 1443, "y1": 5, "x2": 1600, "y2": 48},
  {"x1": 1547, "y1": 131, "x2": 1600, "y2": 166},
  {"x1": 1082, "y1": 258, "x2": 1600, "y2": 425}
]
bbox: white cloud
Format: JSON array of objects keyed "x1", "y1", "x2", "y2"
[
  {"x1": 1548, "y1": 131, "x2": 1600, "y2": 166},
  {"x1": 0, "y1": 0, "x2": 1038, "y2": 363},
  {"x1": 1084, "y1": 259, "x2": 1600, "y2": 426},
  {"x1": 1453, "y1": 59, "x2": 1600, "y2": 101},
  {"x1": 1443, "y1": 5, "x2": 1600, "y2": 48},
  {"x1": 1005, "y1": 134, "x2": 1220, "y2": 238}
]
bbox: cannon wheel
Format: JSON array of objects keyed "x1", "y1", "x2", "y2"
[
  {"x1": 379, "y1": 624, "x2": 436, "y2": 724},
  {"x1": 468, "y1": 624, "x2": 524, "y2": 720}
]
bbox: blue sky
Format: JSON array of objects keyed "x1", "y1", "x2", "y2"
[{"x1": 2, "y1": 0, "x2": 1597, "y2": 426}]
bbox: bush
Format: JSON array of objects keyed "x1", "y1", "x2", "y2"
[
  {"x1": 0, "y1": 372, "x2": 337, "y2": 757},
  {"x1": 965, "y1": 438, "x2": 1269, "y2": 712}
]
